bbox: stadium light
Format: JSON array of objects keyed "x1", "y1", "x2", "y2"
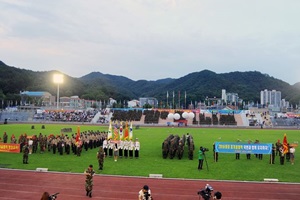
[{"x1": 53, "y1": 74, "x2": 63, "y2": 109}]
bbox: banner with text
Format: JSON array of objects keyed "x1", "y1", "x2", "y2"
[
  {"x1": 215, "y1": 142, "x2": 272, "y2": 154},
  {"x1": 0, "y1": 143, "x2": 20, "y2": 153}
]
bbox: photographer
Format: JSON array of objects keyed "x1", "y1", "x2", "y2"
[
  {"x1": 41, "y1": 192, "x2": 50, "y2": 200},
  {"x1": 138, "y1": 185, "x2": 153, "y2": 200},
  {"x1": 40, "y1": 192, "x2": 59, "y2": 200},
  {"x1": 198, "y1": 147, "x2": 204, "y2": 170},
  {"x1": 213, "y1": 191, "x2": 222, "y2": 199},
  {"x1": 198, "y1": 184, "x2": 213, "y2": 200}
]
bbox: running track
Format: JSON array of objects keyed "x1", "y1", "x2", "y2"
[{"x1": 1, "y1": 169, "x2": 300, "y2": 200}]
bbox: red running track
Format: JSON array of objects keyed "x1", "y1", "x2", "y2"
[{"x1": 0, "y1": 168, "x2": 300, "y2": 200}]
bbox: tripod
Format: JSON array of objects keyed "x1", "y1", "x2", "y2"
[{"x1": 203, "y1": 152, "x2": 209, "y2": 171}]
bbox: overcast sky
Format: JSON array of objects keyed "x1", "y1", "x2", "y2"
[{"x1": 1, "y1": 0, "x2": 300, "y2": 85}]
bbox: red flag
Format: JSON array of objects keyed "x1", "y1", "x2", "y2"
[
  {"x1": 124, "y1": 122, "x2": 129, "y2": 140},
  {"x1": 76, "y1": 126, "x2": 80, "y2": 143},
  {"x1": 283, "y1": 133, "x2": 288, "y2": 154}
]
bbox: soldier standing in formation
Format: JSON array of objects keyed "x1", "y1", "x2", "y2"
[
  {"x1": 270, "y1": 144, "x2": 276, "y2": 164},
  {"x1": 275, "y1": 140, "x2": 282, "y2": 156},
  {"x1": 97, "y1": 146, "x2": 105, "y2": 170},
  {"x1": 279, "y1": 146, "x2": 285, "y2": 165},
  {"x1": 51, "y1": 137, "x2": 57, "y2": 154}
]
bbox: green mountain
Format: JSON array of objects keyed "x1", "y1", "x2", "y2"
[{"x1": 1, "y1": 60, "x2": 300, "y2": 106}]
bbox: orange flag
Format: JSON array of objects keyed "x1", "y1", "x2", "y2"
[
  {"x1": 124, "y1": 122, "x2": 129, "y2": 140},
  {"x1": 283, "y1": 133, "x2": 288, "y2": 154},
  {"x1": 76, "y1": 126, "x2": 80, "y2": 143}
]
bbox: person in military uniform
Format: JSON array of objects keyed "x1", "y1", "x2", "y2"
[
  {"x1": 52, "y1": 137, "x2": 57, "y2": 154},
  {"x1": 97, "y1": 146, "x2": 105, "y2": 170},
  {"x1": 279, "y1": 145, "x2": 285, "y2": 165},
  {"x1": 3, "y1": 132, "x2": 8, "y2": 143},
  {"x1": 23, "y1": 143, "x2": 29, "y2": 164},
  {"x1": 84, "y1": 164, "x2": 95, "y2": 198},
  {"x1": 77, "y1": 138, "x2": 83, "y2": 156},
  {"x1": 270, "y1": 144, "x2": 276, "y2": 164},
  {"x1": 65, "y1": 136, "x2": 71, "y2": 154},
  {"x1": 275, "y1": 139, "x2": 282, "y2": 156}
]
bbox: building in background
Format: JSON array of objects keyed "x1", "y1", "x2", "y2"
[
  {"x1": 139, "y1": 97, "x2": 158, "y2": 108},
  {"x1": 260, "y1": 89, "x2": 281, "y2": 108},
  {"x1": 20, "y1": 91, "x2": 54, "y2": 106},
  {"x1": 221, "y1": 89, "x2": 240, "y2": 104}
]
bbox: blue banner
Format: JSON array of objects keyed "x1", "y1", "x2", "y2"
[{"x1": 215, "y1": 142, "x2": 272, "y2": 154}]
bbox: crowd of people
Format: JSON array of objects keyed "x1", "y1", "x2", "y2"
[
  {"x1": 41, "y1": 110, "x2": 98, "y2": 122},
  {"x1": 275, "y1": 140, "x2": 296, "y2": 165},
  {"x1": 2, "y1": 129, "x2": 142, "y2": 171},
  {"x1": 102, "y1": 137, "x2": 140, "y2": 162}
]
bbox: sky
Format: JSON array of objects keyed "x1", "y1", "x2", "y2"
[{"x1": 0, "y1": 0, "x2": 300, "y2": 85}]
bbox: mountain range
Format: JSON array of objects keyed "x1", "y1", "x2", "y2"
[{"x1": 1, "y1": 60, "x2": 300, "y2": 106}]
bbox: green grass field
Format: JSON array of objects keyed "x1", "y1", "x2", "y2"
[{"x1": 0, "y1": 123, "x2": 299, "y2": 182}]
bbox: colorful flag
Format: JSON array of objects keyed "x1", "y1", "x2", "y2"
[
  {"x1": 113, "y1": 124, "x2": 119, "y2": 140},
  {"x1": 107, "y1": 121, "x2": 112, "y2": 139},
  {"x1": 283, "y1": 133, "x2": 288, "y2": 154},
  {"x1": 124, "y1": 122, "x2": 129, "y2": 140},
  {"x1": 129, "y1": 122, "x2": 133, "y2": 140},
  {"x1": 119, "y1": 121, "x2": 123, "y2": 140}
]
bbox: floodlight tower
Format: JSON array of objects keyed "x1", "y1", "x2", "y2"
[{"x1": 53, "y1": 74, "x2": 64, "y2": 109}]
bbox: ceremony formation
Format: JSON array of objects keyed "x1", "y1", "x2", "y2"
[{"x1": 1, "y1": 1, "x2": 300, "y2": 199}]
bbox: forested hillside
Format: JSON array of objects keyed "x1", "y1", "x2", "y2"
[{"x1": 1, "y1": 60, "x2": 300, "y2": 106}]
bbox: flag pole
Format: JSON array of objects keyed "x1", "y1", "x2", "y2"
[
  {"x1": 178, "y1": 91, "x2": 180, "y2": 109},
  {"x1": 185, "y1": 91, "x2": 186, "y2": 109},
  {"x1": 172, "y1": 91, "x2": 175, "y2": 109},
  {"x1": 167, "y1": 91, "x2": 169, "y2": 108}
]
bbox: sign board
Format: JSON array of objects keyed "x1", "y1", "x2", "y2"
[
  {"x1": 0, "y1": 143, "x2": 20, "y2": 153},
  {"x1": 215, "y1": 142, "x2": 272, "y2": 154}
]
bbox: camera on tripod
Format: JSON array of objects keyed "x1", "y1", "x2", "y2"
[
  {"x1": 200, "y1": 146, "x2": 209, "y2": 153},
  {"x1": 197, "y1": 184, "x2": 213, "y2": 200},
  {"x1": 49, "y1": 192, "x2": 59, "y2": 200}
]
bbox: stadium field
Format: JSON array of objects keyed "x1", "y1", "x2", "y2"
[{"x1": 0, "y1": 123, "x2": 299, "y2": 183}]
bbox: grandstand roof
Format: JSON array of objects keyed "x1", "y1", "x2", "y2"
[{"x1": 20, "y1": 91, "x2": 52, "y2": 97}]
